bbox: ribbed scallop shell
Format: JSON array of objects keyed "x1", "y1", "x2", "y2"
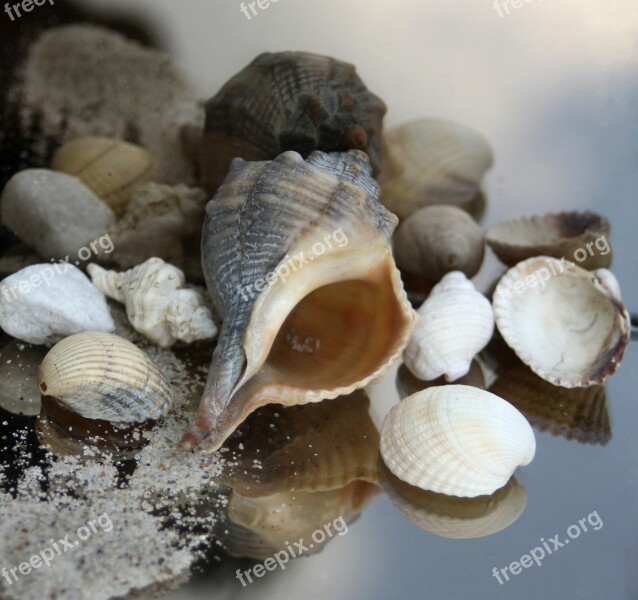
[
  {"x1": 396, "y1": 361, "x2": 485, "y2": 400},
  {"x1": 380, "y1": 385, "x2": 536, "y2": 497},
  {"x1": 220, "y1": 389, "x2": 379, "y2": 496},
  {"x1": 403, "y1": 272, "x2": 494, "y2": 381},
  {"x1": 379, "y1": 119, "x2": 494, "y2": 220},
  {"x1": 393, "y1": 205, "x2": 485, "y2": 282},
  {"x1": 199, "y1": 51, "x2": 386, "y2": 193},
  {"x1": 493, "y1": 257, "x2": 630, "y2": 387},
  {"x1": 181, "y1": 150, "x2": 414, "y2": 453},
  {"x1": 379, "y1": 459, "x2": 527, "y2": 539},
  {"x1": 50, "y1": 137, "x2": 156, "y2": 214},
  {"x1": 38, "y1": 332, "x2": 173, "y2": 423},
  {"x1": 486, "y1": 211, "x2": 611, "y2": 269}
]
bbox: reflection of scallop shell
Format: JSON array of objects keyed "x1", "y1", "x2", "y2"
[
  {"x1": 395, "y1": 361, "x2": 485, "y2": 400},
  {"x1": 378, "y1": 458, "x2": 527, "y2": 539},
  {"x1": 220, "y1": 389, "x2": 379, "y2": 496},
  {"x1": 380, "y1": 386, "x2": 536, "y2": 497},
  {"x1": 490, "y1": 360, "x2": 611, "y2": 445},
  {"x1": 493, "y1": 257, "x2": 630, "y2": 387},
  {"x1": 486, "y1": 212, "x2": 611, "y2": 270}
]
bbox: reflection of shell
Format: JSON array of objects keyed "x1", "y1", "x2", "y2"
[
  {"x1": 221, "y1": 481, "x2": 379, "y2": 560},
  {"x1": 393, "y1": 205, "x2": 485, "y2": 283},
  {"x1": 98, "y1": 183, "x2": 208, "y2": 279},
  {"x1": 380, "y1": 386, "x2": 536, "y2": 497},
  {"x1": 378, "y1": 459, "x2": 527, "y2": 539},
  {"x1": 404, "y1": 272, "x2": 494, "y2": 381},
  {"x1": 221, "y1": 389, "x2": 379, "y2": 495},
  {"x1": 199, "y1": 51, "x2": 386, "y2": 193},
  {"x1": 493, "y1": 257, "x2": 630, "y2": 387},
  {"x1": 88, "y1": 258, "x2": 218, "y2": 348},
  {"x1": 180, "y1": 151, "x2": 414, "y2": 453},
  {"x1": 50, "y1": 137, "x2": 156, "y2": 215},
  {"x1": 486, "y1": 212, "x2": 611, "y2": 269},
  {"x1": 490, "y1": 360, "x2": 611, "y2": 445},
  {"x1": 379, "y1": 119, "x2": 494, "y2": 220},
  {"x1": 396, "y1": 360, "x2": 485, "y2": 400},
  {"x1": 38, "y1": 332, "x2": 173, "y2": 424}
]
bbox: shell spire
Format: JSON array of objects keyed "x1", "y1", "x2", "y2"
[{"x1": 181, "y1": 150, "x2": 414, "y2": 452}]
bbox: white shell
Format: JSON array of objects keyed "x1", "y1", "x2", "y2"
[
  {"x1": 379, "y1": 119, "x2": 494, "y2": 220},
  {"x1": 493, "y1": 257, "x2": 630, "y2": 388},
  {"x1": 380, "y1": 385, "x2": 536, "y2": 497},
  {"x1": 87, "y1": 258, "x2": 218, "y2": 348},
  {"x1": 403, "y1": 272, "x2": 494, "y2": 381}
]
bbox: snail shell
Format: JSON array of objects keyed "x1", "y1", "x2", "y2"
[
  {"x1": 403, "y1": 272, "x2": 494, "y2": 382},
  {"x1": 38, "y1": 332, "x2": 173, "y2": 424},
  {"x1": 180, "y1": 150, "x2": 414, "y2": 453},
  {"x1": 486, "y1": 211, "x2": 612, "y2": 269},
  {"x1": 198, "y1": 51, "x2": 386, "y2": 193},
  {"x1": 51, "y1": 137, "x2": 157, "y2": 215},
  {"x1": 380, "y1": 385, "x2": 536, "y2": 497},
  {"x1": 393, "y1": 205, "x2": 485, "y2": 283},
  {"x1": 493, "y1": 257, "x2": 630, "y2": 387},
  {"x1": 379, "y1": 119, "x2": 494, "y2": 220}
]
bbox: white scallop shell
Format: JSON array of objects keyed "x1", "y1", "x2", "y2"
[
  {"x1": 380, "y1": 385, "x2": 536, "y2": 497},
  {"x1": 87, "y1": 258, "x2": 218, "y2": 348},
  {"x1": 403, "y1": 272, "x2": 494, "y2": 381},
  {"x1": 379, "y1": 119, "x2": 494, "y2": 220},
  {"x1": 493, "y1": 257, "x2": 630, "y2": 387}
]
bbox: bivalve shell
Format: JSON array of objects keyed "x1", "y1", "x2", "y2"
[
  {"x1": 38, "y1": 331, "x2": 173, "y2": 424},
  {"x1": 493, "y1": 257, "x2": 630, "y2": 387},
  {"x1": 380, "y1": 385, "x2": 536, "y2": 497}
]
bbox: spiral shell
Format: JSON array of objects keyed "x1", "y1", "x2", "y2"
[
  {"x1": 51, "y1": 137, "x2": 156, "y2": 214},
  {"x1": 393, "y1": 205, "x2": 485, "y2": 283},
  {"x1": 380, "y1": 385, "x2": 536, "y2": 497},
  {"x1": 38, "y1": 332, "x2": 173, "y2": 424},
  {"x1": 493, "y1": 257, "x2": 630, "y2": 387},
  {"x1": 404, "y1": 272, "x2": 494, "y2": 382},
  {"x1": 198, "y1": 51, "x2": 386, "y2": 193}
]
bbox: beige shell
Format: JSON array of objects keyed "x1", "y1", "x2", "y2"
[
  {"x1": 379, "y1": 119, "x2": 494, "y2": 220},
  {"x1": 38, "y1": 332, "x2": 173, "y2": 424},
  {"x1": 490, "y1": 358, "x2": 611, "y2": 445},
  {"x1": 380, "y1": 385, "x2": 536, "y2": 497},
  {"x1": 493, "y1": 257, "x2": 630, "y2": 387},
  {"x1": 50, "y1": 137, "x2": 156, "y2": 214},
  {"x1": 486, "y1": 211, "x2": 612, "y2": 269},
  {"x1": 404, "y1": 272, "x2": 494, "y2": 381},
  {"x1": 87, "y1": 258, "x2": 218, "y2": 348},
  {"x1": 396, "y1": 360, "x2": 485, "y2": 400},
  {"x1": 379, "y1": 459, "x2": 527, "y2": 539},
  {"x1": 393, "y1": 205, "x2": 485, "y2": 283},
  {"x1": 97, "y1": 183, "x2": 208, "y2": 279},
  {"x1": 181, "y1": 150, "x2": 415, "y2": 453},
  {"x1": 220, "y1": 389, "x2": 379, "y2": 496}
]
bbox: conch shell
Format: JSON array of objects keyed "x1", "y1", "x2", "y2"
[
  {"x1": 380, "y1": 385, "x2": 536, "y2": 497},
  {"x1": 493, "y1": 257, "x2": 630, "y2": 387},
  {"x1": 403, "y1": 272, "x2": 494, "y2": 381},
  {"x1": 193, "y1": 51, "x2": 386, "y2": 193},
  {"x1": 88, "y1": 258, "x2": 218, "y2": 348},
  {"x1": 379, "y1": 119, "x2": 494, "y2": 220},
  {"x1": 181, "y1": 150, "x2": 414, "y2": 452},
  {"x1": 485, "y1": 211, "x2": 612, "y2": 270}
]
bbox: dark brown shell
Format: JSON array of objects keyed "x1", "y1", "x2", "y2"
[{"x1": 199, "y1": 51, "x2": 387, "y2": 193}]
